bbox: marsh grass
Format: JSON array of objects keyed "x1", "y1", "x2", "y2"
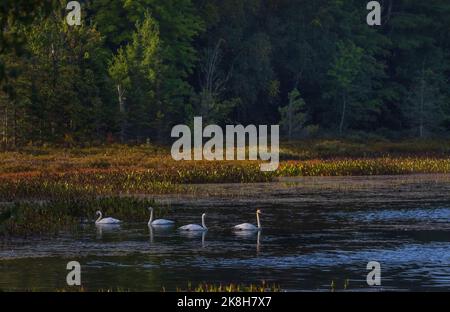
[
  {"x1": 177, "y1": 281, "x2": 282, "y2": 292},
  {"x1": 2, "y1": 156, "x2": 450, "y2": 202},
  {"x1": 55, "y1": 287, "x2": 131, "y2": 292},
  {"x1": 0, "y1": 196, "x2": 161, "y2": 236},
  {"x1": 0, "y1": 144, "x2": 273, "y2": 201},
  {"x1": 32, "y1": 282, "x2": 281, "y2": 292},
  {"x1": 280, "y1": 139, "x2": 450, "y2": 159},
  {"x1": 278, "y1": 157, "x2": 450, "y2": 176},
  {"x1": 2, "y1": 141, "x2": 450, "y2": 234},
  {"x1": 330, "y1": 279, "x2": 350, "y2": 292},
  {"x1": 5, "y1": 282, "x2": 281, "y2": 292}
]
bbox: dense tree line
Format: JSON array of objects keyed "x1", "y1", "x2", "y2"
[{"x1": 1, "y1": 0, "x2": 450, "y2": 146}]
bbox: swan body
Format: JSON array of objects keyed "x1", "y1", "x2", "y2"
[
  {"x1": 179, "y1": 224, "x2": 205, "y2": 231},
  {"x1": 234, "y1": 223, "x2": 259, "y2": 231},
  {"x1": 95, "y1": 211, "x2": 121, "y2": 224},
  {"x1": 234, "y1": 209, "x2": 262, "y2": 231},
  {"x1": 151, "y1": 219, "x2": 175, "y2": 226},
  {"x1": 148, "y1": 207, "x2": 175, "y2": 226},
  {"x1": 179, "y1": 213, "x2": 208, "y2": 231}
]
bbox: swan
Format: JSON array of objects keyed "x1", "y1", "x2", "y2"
[
  {"x1": 148, "y1": 207, "x2": 175, "y2": 226},
  {"x1": 95, "y1": 210, "x2": 121, "y2": 224},
  {"x1": 233, "y1": 209, "x2": 262, "y2": 231},
  {"x1": 179, "y1": 213, "x2": 208, "y2": 231}
]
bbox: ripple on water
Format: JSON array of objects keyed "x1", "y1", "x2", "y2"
[{"x1": 2, "y1": 176, "x2": 450, "y2": 291}]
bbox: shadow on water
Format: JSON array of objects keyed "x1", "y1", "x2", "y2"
[{"x1": 1, "y1": 175, "x2": 450, "y2": 291}]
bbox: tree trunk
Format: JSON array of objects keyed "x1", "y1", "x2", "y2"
[
  {"x1": 200, "y1": 40, "x2": 227, "y2": 122},
  {"x1": 3, "y1": 106, "x2": 8, "y2": 147},
  {"x1": 12, "y1": 104, "x2": 17, "y2": 148},
  {"x1": 339, "y1": 91, "x2": 347, "y2": 136},
  {"x1": 419, "y1": 62, "x2": 425, "y2": 138},
  {"x1": 117, "y1": 84, "x2": 126, "y2": 143},
  {"x1": 288, "y1": 96, "x2": 292, "y2": 141}
]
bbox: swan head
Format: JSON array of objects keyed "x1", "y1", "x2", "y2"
[
  {"x1": 202, "y1": 213, "x2": 207, "y2": 218},
  {"x1": 95, "y1": 210, "x2": 101, "y2": 215},
  {"x1": 256, "y1": 209, "x2": 262, "y2": 214},
  {"x1": 148, "y1": 206, "x2": 153, "y2": 211}
]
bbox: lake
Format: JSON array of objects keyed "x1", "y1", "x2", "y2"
[{"x1": 1, "y1": 175, "x2": 450, "y2": 291}]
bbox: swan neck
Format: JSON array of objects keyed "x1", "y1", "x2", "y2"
[
  {"x1": 202, "y1": 215, "x2": 207, "y2": 229},
  {"x1": 256, "y1": 212, "x2": 261, "y2": 229},
  {"x1": 149, "y1": 208, "x2": 153, "y2": 224},
  {"x1": 96, "y1": 212, "x2": 102, "y2": 223}
]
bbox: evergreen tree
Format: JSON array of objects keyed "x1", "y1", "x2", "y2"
[
  {"x1": 327, "y1": 41, "x2": 364, "y2": 135},
  {"x1": 279, "y1": 88, "x2": 307, "y2": 141},
  {"x1": 406, "y1": 63, "x2": 446, "y2": 137},
  {"x1": 109, "y1": 13, "x2": 161, "y2": 142}
]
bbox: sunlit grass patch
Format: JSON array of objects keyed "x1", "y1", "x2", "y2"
[
  {"x1": 2, "y1": 142, "x2": 450, "y2": 203},
  {"x1": 278, "y1": 157, "x2": 450, "y2": 176}
]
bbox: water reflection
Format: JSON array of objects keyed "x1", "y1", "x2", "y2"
[
  {"x1": 148, "y1": 224, "x2": 175, "y2": 244},
  {"x1": 234, "y1": 230, "x2": 261, "y2": 253},
  {"x1": 96, "y1": 224, "x2": 121, "y2": 239},
  {"x1": 179, "y1": 230, "x2": 207, "y2": 247},
  {"x1": 2, "y1": 176, "x2": 450, "y2": 291}
]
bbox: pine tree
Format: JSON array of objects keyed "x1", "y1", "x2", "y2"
[
  {"x1": 109, "y1": 13, "x2": 161, "y2": 142},
  {"x1": 327, "y1": 41, "x2": 364, "y2": 135},
  {"x1": 279, "y1": 88, "x2": 307, "y2": 140}
]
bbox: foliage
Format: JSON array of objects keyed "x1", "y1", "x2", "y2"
[
  {"x1": 279, "y1": 88, "x2": 307, "y2": 140},
  {"x1": 109, "y1": 13, "x2": 161, "y2": 142},
  {"x1": 0, "y1": 196, "x2": 159, "y2": 236},
  {"x1": 1, "y1": 0, "x2": 450, "y2": 144},
  {"x1": 1, "y1": 142, "x2": 450, "y2": 202}
]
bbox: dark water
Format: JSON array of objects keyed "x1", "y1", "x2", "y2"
[{"x1": 1, "y1": 175, "x2": 450, "y2": 291}]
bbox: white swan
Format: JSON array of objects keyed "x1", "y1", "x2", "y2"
[
  {"x1": 179, "y1": 213, "x2": 208, "y2": 231},
  {"x1": 233, "y1": 209, "x2": 262, "y2": 231},
  {"x1": 148, "y1": 207, "x2": 175, "y2": 226},
  {"x1": 95, "y1": 210, "x2": 121, "y2": 224}
]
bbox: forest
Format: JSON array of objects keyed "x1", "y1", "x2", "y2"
[
  {"x1": 2, "y1": 1, "x2": 450, "y2": 294},
  {"x1": 1, "y1": 0, "x2": 450, "y2": 147}
]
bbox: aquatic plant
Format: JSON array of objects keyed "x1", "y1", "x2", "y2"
[
  {"x1": 277, "y1": 157, "x2": 450, "y2": 176},
  {"x1": 6, "y1": 282, "x2": 281, "y2": 292},
  {"x1": 2, "y1": 143, "x2": 450, "y2": 204},
  {"x1": 177, "y1": 281, "x2": 282, "y2": 292},
  {"x1": 330, "y1": 279, "x2": 350, "y2": 292},
  {"x1": 0, "y1": 196, "x2": 163, "y2": 236}
]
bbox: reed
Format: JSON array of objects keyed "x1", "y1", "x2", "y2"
[
  {"x1": 177, "y1": 281, "x2": 282, "y2": 292},
  {"x1": 0, "y1": 196, "x2": 162, "y2": 236},
  {"x1": 2, "y1": 142, "x2": 450, "y2": 205},
  {"x1": 277, "y1": 157, "x2": 450, "y2": 176}
]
